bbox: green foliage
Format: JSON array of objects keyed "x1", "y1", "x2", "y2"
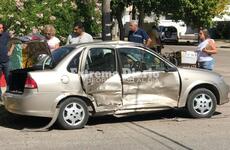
[
  {"x1": 161, "y1": 0, "x2": 229, "y2": 28},
  {"x1": 0, "y1": 0, "x2": 101, "y2": 42},
  {"x1": 0, "y1": 0, "x2": 78, "y2": 42},
  {"x1": 111, "y1": 0, "x2": 229, "y2": 30},
  {"x1": 75, "y1": 0, "x2": 101, "y2": 36}
]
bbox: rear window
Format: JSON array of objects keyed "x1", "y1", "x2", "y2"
[
  {"x1": 34, "y1": 46, "x2": 75, "y2": 69},
  {"x1": 51, "y1": 47, "x2": 75, "y2": 67}
]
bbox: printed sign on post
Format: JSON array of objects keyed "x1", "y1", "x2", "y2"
[{"x1": 181, "y1": 51, "x2": 197, "y2": 64}]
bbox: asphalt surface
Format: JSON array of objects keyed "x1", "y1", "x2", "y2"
[{"x1": 0, "y1": 44, "x2": 229, "y2": 150}]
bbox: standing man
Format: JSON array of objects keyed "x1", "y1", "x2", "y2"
[
  {"x1": 66, "y1": 22, "x2": 93, "y2": 45},
  {"x1": 128, "y1": 20, "x2": 152, "y2": 47},
  {"x1": 0, "y1": 22, "x2": 10, "y2": 96}
]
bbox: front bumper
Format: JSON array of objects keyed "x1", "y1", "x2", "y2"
[
  {"x1": 219, "y1": 82, "x2": 230, "y2": 105},
  {"x1": 227, "y1": 89, "x2": 230, "y2": 104}
]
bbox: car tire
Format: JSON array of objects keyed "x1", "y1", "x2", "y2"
[
  {"x1": 57, "y1": 97, "x2": 89, "y2": 130},
  {"x1": 186, "y1": 88, "x2": 217, "y2": 118}
]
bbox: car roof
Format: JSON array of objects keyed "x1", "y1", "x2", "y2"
[{"x1": 66, "y1": 41, "x2": 144, "y2": 49}]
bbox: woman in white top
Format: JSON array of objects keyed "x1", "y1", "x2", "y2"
[
  {"x1": 43, "y1": 25, "x2": 60, "y2": 52},
  {"x1": 196, "y1": 29, "x2": 217, "y2": 70}
]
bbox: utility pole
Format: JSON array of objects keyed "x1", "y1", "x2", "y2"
[{"x1": 102, "y1": 0, "x2": 112, "y2": 41}]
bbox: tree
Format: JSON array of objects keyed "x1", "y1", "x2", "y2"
[
  {"x1": 102, "y1": 0, "x2": 112, "y2": 40},
  {"x1": 75, "y1": 0, "x2": 101, "y2": 36},
  {"x1": 131, "y1": 0, "x2": 162, "y2": 28},
  {"x1": 0, "y1": 0, "x2": 78, "y2": 43},
  {"x1": 111, "y1": 0, "x2": 126, "y2": 40},
  {"x1": 161, "y1": 0, "x2": 229, "y2": 29},
  {"x1": 111, "y1": 0, "x2": 162, "y2": 40},
  {"x1": 0, "y1": 0, "x2": 102, "y2": 43}
]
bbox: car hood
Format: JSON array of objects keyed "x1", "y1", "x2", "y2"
[{"x1": 177, "y1": 67, "x2": 223, "y2": 84}]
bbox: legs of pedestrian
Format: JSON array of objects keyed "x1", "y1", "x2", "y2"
[{"x1": 0, "y1": 62, "x2": 9, "y2": 95}]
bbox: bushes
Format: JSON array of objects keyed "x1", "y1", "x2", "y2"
[
  {"x1": 210, "y1": 21, "x2": 230, "y2": 39},
  {"x1": 0, "y1": 0, "x2": 101, "y2": 43}
]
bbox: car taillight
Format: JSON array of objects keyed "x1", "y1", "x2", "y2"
[{"x1": 25, "y1": 76, "x2": 37, "y2": 89}]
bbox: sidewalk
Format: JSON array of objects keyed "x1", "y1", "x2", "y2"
[
  {"x1": 215, "y1": 40, "x2": 230, "y2": 48},
  {"x1": 177, "y1": 39, "x2": 230, "y2": 49}
]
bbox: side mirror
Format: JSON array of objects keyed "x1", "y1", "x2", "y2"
[{"x1": 165, "y1": 65, "x2": 177, "y2": 72}]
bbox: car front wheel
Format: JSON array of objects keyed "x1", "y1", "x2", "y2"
[
  {"x1": 57, "y1": 97, "x2": 89, "y2": 129},
  {"x1": 187, "y1": 88, "x2": 217, "y2": 118}
]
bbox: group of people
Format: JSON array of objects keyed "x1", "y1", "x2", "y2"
[
  {"x1": 127, "y1": 21, "x2": 217, "y2": 70},
  {"x1": 128, "y1": 21, "x2": 162, "y2": 53},
  {"x1": 0, "y1": 21, "x2": 94, "y2": 95},
  {"x1": 44, "y1": 22, "x2": 94, "y2": 52},
  {"x1": 0, "y1": 20, "x2": 217, "y2": 95}
]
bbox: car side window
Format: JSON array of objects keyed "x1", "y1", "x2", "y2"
[
  {"x1": 118, "y1": 48, "x2": 142, "y2": 72},
  {"x1": 85, "y1": 48, "x2": 116, "y2": 72},
  {"x1": 118, "y1": 47, "x2": 166, "y2": 72},
  {"x1": 67, "y1": 51, "x2": 82, "y2": 74},
  {"x1": 142, "y1": 50, "x2": 166, "y2": 71}
]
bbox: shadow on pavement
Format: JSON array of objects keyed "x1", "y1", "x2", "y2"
[
  {"x1": 0, "y1": 106, "x2": 222, "y2": 130},
  {"x1": 0, "y1": 106, "x2": 51, "y2": 130},
  {"x1": 87, "y1": 108, "x2": 222, "y2": 126}
]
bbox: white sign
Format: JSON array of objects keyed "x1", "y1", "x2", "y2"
[{"x1": 181, "y1": 51, "x2": 197, "y2": 64}]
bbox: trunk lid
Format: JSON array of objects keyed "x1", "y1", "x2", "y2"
[{"x1": 8, "y1": 35, "x2": 52, "y2": 94}]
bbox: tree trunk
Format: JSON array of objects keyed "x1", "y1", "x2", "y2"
[
  {"x1": 102, "y1": 0, "x2": 112, "y2": 41},
  {"x1": 132, "y1": 5, "x2": 136, "y2": 20},
  {"x1": 117, "y1": 15, "x2": 125, "y2": 40},
  {"x1": 138, "y1": 7, "x2": 144, "y2": 28}
]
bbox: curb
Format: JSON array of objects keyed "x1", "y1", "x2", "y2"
[{"x1": 220, "y1": 46, "x2": 230, "y2": 48}]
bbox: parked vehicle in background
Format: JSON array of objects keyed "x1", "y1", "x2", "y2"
[
  {"x1": 1, "y1": 41, "x2": 229, "y2": 130},
  {"x1": 159, "y1": 26, "x2": 179, "y2": 43}
]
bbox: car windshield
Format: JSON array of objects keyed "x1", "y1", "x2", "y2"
[{"x1": 164, "y1": 27, "x2": 177, "y2": 32}]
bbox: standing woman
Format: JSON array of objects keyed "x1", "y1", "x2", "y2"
[
  {"x1": 196, "y1": 29, "x2": 217, "y2": 70},
  {"x1": 8, "y1": 38, "x2": 23, "y2": 71},
  {"x1": 148, "y1": 25, "x2": 162, "y2": 53},
  {"x1": 0, "y1": 22, "x2": 10, "y2": 96},
  {"x1": 43, "y1": 25, "x2": 60, "y2": 52}
]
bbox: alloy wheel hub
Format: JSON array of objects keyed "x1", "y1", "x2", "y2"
[
  {"x1": 193, "y1": 94, "x2": 213, "y2": 115},
  {"x1": 63, "y1": 102, "x2": 85, "y2": 126}
]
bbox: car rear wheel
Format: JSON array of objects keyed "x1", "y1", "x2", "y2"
[
  {"x1": 57, "y1": 97, "x2": 89, "y2": 129},
  {"x1": 187, "y1": 88, "x2": 217, "y2": 118}
]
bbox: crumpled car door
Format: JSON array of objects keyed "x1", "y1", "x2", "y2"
[
  {"x1": 117, "y1": 47, "x2": 180, "y2": 109},
  {"x1": 80, "y1": 46, "x2": 122, "y2": 110}
]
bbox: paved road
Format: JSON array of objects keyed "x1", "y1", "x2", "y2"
[{"x1": 0, "y1": 45, "x2": 229, "y2": 150}]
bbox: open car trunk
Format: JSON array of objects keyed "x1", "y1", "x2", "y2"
[
  {"x1": 8, "y1": 37, "x2": 52, "y2": 94},
  {"x1": 8, "y1": 68, "x2": 37, "y2": 94}
]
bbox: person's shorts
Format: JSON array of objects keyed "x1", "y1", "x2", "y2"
[{"x1": 198, "y1": 59, "x2": 215, "y2": 70}]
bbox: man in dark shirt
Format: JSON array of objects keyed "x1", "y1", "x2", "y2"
[
  {"x1": 128, "y1": 21, "x2": 152, "y2": 47},
  {"x1": 0, "y1": 23, "x2": 10, "y2": 96}
]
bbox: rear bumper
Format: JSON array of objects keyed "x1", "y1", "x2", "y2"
[{"x1": 2, "y1": 91, "x2": 57, "y2": 118}]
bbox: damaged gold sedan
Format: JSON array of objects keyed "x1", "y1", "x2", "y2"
[{"x1": 2, "y1": 41, "x2": 230, "y2": 130}]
